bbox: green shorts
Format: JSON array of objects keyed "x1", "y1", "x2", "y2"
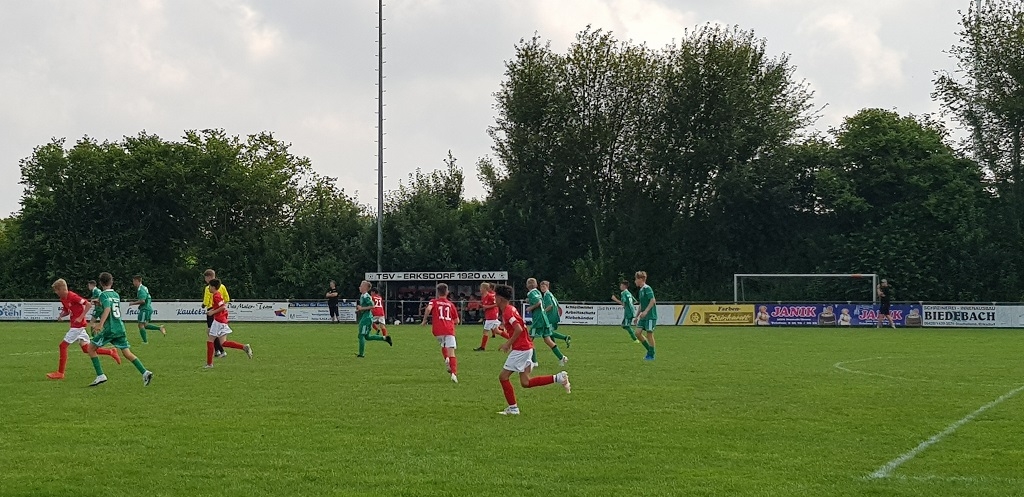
[
  {"x1": 622, "y1": 317, "x2": 635, "y2": 327},
  {"x1": 358, "y1": 322, "x2": 373, "y2": 336},
  {"x1": 92, "y1": 330, "x2": 130, "y2": 350},
  {"x1": 638, "y1": 319, "x2": 656, "y2": 332},
  {"x1": 137, "y1": 309, "x2": 153, "y2": 323},
  {"x1": 529, "y1": 324, "x2": 552, "y2": 338}
]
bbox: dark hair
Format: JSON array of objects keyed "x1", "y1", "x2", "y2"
[
  {"x1": 620, "y1": 280, "x2": 629, "y2": 286},
  {"x1": 495, "y1": 284, "x2": 513, "y2": 300},
  {"x1": 88, "y1": 280, "x2": 97, "y2": 286},
  {"x1": 98, "y1": 272, "x2": 113, "y2": 286},
  {"x1": 370, "y1": 287, "x2": 379, "y2": 295},
  {"x1": 437, "y1": 283, "x2": 449, "y2": 295},
  {"x1": 132, "y1": 274, "x2": 143, "y2": 281},
  {"x1": 209, "y1": 279, "x2": 221, "y2": 289}
]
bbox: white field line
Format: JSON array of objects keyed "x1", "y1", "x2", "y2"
[
  {"x1": 892, "y1": 474, "x2": 1024, "y2": 484},
  {"x1": 833, "y1": 357, "x2": 1012, "y2": 388},
  {"x1": 7, "y1": 351, "x2": 51, "y2": 356},
  {"x1": 868, "y1": 383, "x2": 1024, "y2": 479}
]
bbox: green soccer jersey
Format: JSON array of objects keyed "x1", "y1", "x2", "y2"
[
  {"x1": 543, "y1": 291, "x2": 560, "y2": 325},
  {"x1": 358, "y1": 292, "x2": 373, "y2": 324},
  {"x1": 137, "y1": 284, "x2": 153, "y2": 311},
  {"x1": 620, "y1": 289, "x2": 637, "y2": 319},
  {"x1": 91, "y1": 287, "x2": 103, "y2": 317},
  {"x1": 99, "y1": 289, "x2": 127, "y2": 335},
  {"x1": 638, "y1": 285, "x2": 657, "y2": 322},
  {"x1": 527, "y1": 288, "x2": 549, "y2": 327}
]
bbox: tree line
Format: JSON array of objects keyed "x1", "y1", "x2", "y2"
[{"x1": 1, "y1": 4, "x2": 1022, "y2": 302}]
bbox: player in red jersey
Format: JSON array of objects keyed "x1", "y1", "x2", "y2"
[
  {"x1": 494, "y1": 284, "x2": 570, "y2": 415},
  {"x1": 47, "y1": 279, "x2": 120, "y2": 379},
  {"x1": 204, "y1": 279, "x2": 252, "y2": 368},
  {"x1": 421, "y1": 283, "x2": 460, "y2": 383},
  {"x1": 369, "y1": 287, "x2": 389, "y2": 337},
  {"x1": 474, "y1": 282, "x2": 508, "y2": 351}
]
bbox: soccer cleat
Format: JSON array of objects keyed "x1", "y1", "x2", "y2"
[
  {"x1": 160, "y1": 325, "x2": 167, "y2": 336},
  {"x1": 644, "y1": 355, "x2": 655, "y2": 361},
  {"x1": 559, "y1": 355, "x2": 569, "y2": 367},
  {"x1": 473, "y1": 347, "x2": 485, "y2": 352},
  {"x1": 88, "y1": 374, "x2": 108, "y2": 387},
  {"x1": 244, "y1": 344, "x2": 253, "y2": 359},
  {"x1": 556, "y1": 371, "x2": 571, "y2": 393},
  {"x1": 46, "y1": 371, "x2": 65, "y2": 380},
  {"x1": 384, "y1": 335, "x2": 393, "y2": 347},
  {"x1": 451, "y1": 373, "x2": 458, "y2": 384},
  {"x1": 632, "y1": 339, "x2": 640, "y2": 344},
  {"x1": 203, "y1": 364, "x2": 214, "y2": 369},
  {"x1": 565, "y1": 335, "x2": 572, "y2": 348},
  {"x1": 498, "y1": 405, "x2": 520, "y2": 416},
  {"x1": 355, "y1": 354, "x2": 365, "y2": 358},
  {"x1": 142, "y1": 371, "x2": 153, "y2": 386}
]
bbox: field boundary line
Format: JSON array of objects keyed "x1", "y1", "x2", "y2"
[
  {"x1": 7, "y1": 351, "x2": 51, "y2": 357},
  {"x1": 868, "y1": 383, "x2": 1024, "y2": 479},
  {"x1": 834, "y1": 357, "x2": 1013, "y2": 388}
]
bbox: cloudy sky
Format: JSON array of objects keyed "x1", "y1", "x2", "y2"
[{"x1": 0, "y1": 0, "x2": 973, "y2": 216}]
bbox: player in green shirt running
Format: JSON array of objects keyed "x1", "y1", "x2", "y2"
[
  {"x1": 611, "y1": 280, "x2": 639, "y2": 342},
  {"x1": 87, "y1": 280, "x2": 103, "y2": 329},
  {"x1": 541, "y1": 281, "x2": 571, "y2": 348},
  {"x1": 88, "y1": 272, "x2": 153, "y2": 387},
  {"x1": 634, "y1": 271, "x2": 657, "y2": 361},
  {"x1": 355, "y1": 280, "x2": 392, "y2": 357},
  {"x1": 130, "y1": 275, "x2": 165, "y2": 343},
  {"x1": 526, "y1": 278, "x2": 567, "y2": 367}
]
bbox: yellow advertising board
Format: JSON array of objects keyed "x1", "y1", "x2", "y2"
[{"x1": 675, "y1": 304, "x2": 755, "y2": 326}]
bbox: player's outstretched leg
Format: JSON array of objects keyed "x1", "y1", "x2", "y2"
[
  {"x1": 82, "y1": 342, "x2": 120, "y2": 365},
  {"x1": 550, "y1": 330, "x2": 571, "y2": 348},
  {"x1": 86, "y1": 343, "x2": 107, "y2": 387},
  {"x1": 120, "y1": 347, "x2": 153, "y2": 386},
  {"x1": 137, "y1": 324, "x2": 148, "y2": 344},
  {"x1": 623, "y1": 323, "x2": 638, "y2": 342},
  {"x1": 475, "y1": 333, "x2": 489, "y2": 351},
  {"x1": 47, "y1": 341, "x2": 71, "y2": 379},
  {"x1": 544, "y1": 336, "x2": 567, "y2": 366}
]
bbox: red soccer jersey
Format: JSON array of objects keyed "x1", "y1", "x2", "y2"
[
  {"x1": 429, "y1": 297, "x2": 457, "y2": 336},
  {"x1": 371, "y1": 295, "x2": 385, "y2": 317},
  {"x1": 483, "y1": 292, "x2": 499, "y2": 321},
  {"x1": 62, "y1": 291, "x2": 89, "y2": 329},
  {"x1": 501, "y1": 304, "x2": 533, "y2": 351},
  {"x1": 212, "y1": 291, "x2": 229, "y2": 323}
]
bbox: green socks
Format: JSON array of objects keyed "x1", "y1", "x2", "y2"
[
  {"x1": 132, "y1": 358, "x2": 146, "y2": 374},
  {"x1": 358, "y1": 335, "x2": 366, "y2": 356},
  {"x1": 551, "y1": 346, "x2": 564, "y2": 360},
  {"x1": 139, "y1": 328, "x2": 148, "y2": 343},
  {"x1": 366, "y1": 335, "x2": 385, "y2": 342},
  {"x1": 550, "y1": 331, "x2": 567, "y2": 341},
  {"x1": 624, "y1": 326, "x2": 637, "y2": 341},
  {"x1": 145, "y1": 324, "x2": 161, "y2": 331},
  {"x1": 91, "y1": 357, "x2": 104, "y2": 376}
]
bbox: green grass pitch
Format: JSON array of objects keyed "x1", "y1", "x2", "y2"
[{"x1": 2, "y1": 322, "x2": 1023, "y2": 496}]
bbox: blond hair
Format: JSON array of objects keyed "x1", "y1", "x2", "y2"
[
  {"x1": 51, "y1": 278, "x2": 67, "y2": 290},
  {"x1": 635, "y1": 271, "x2": 648, "y2": 281}
]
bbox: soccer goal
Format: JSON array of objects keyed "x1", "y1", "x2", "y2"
[{"x1": 733, "y1": 273, "x2": 878, "y2": 303}]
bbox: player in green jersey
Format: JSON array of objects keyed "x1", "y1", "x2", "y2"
[
  {"x1": 540, "y1": 281, "x2": 571, "y2": 348},
  {"x1": 88, "y1": 272, "x2": 153, "y2": 387},
  {"x1": 634, "y1": 271, "x2": 657, "y2": 361},
  {"x1": 611, "y1": 280, "x2": 639, "y2": 342},
  {"x1": 355, "y1": 280, "x2": 392, "y2": 357},
  {"x1": 130, "y1": 275, "x2": 165, "y2": 343},
  {"x1": 526, "y1": 278, "x2": 566, "y2": 367},
  {"x1": 87, "y1": 280, "x2": 103, "y2": 329}
]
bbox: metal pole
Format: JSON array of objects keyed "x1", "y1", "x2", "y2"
[
  {"x1": 376, "y1": 0, "x2": 384, "y2": 274},
  {"x1": 733, "y1": 274, "x2": 738, "y2": 303}
]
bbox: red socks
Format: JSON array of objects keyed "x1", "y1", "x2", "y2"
[
  {"x1": 206, "y1": 341, "x2": 215, "y2": 365},
  {"x1": 57, "y1": 341, "x2": 69, "y2": 374},
  {"x1": 500, "y1": 379, "x2": 517, "y2": 405},
  {"x1": 480, "y1": 335, "x2": 489, "y2": 349},
  {"x1": 448, "y1": 357, "x2": 458, "y2": 375},
  {"x1": 528, "y1": 375, "x2": 555, "y2": 388},
  {"x1": 381, "y1": 326, "x2": 388, "y2": 337},
  {"x1": 222, "y1": 341, "x2": 245, "y2": 350},
  {"x1": 497, "y1": 329, "x2": 510, "y2": 339}
]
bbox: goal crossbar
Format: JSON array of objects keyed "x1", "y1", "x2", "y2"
[{"x1": 733, "y1": 273, "x2": 878, "y2": 303}]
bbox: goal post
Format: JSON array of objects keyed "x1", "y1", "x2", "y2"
[{"x1": 733, "y1": 273, "x2": 878, "y2": 304}]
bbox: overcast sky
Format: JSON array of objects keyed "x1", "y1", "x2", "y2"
[{"x1": 0, "y1": 0, "x2": 972, "y2": 217}]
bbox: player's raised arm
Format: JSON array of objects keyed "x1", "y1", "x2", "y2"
[{"x1": 612, "y1": 294, "x2": 623, "y2": 305}]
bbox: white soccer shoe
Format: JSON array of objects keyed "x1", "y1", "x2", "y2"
[
  {"x1": 555, "y1": 371, "x2": 571, "y2": 393},
  {"x1": 451, "y1": 373, "x2": 458, "y2": 384},
  {"x1": 498, "y1": 405, "x2": 520, "y2": 416},
  {"x1": 559, "y1": 355, "x2": 569, "y2": 367},
  {"x1": 244, "y1": 344, "x2": 253, "y2": 359},
  {"x1": 531, "y1": 361, "x2": 539, "y2": 370},
  {"x1": 88, "y1": 374, "x2": 108, "y2": 387},
  {"x1": 142, "y1": 370, "x2": 153, "y2": 386}
]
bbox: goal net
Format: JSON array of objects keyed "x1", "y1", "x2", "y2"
[{"x1": 733, "y1": 273, "x2": 878, "y2": 303}]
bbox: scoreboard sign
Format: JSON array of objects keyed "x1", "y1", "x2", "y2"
[{"x1": 364, "y1": 271, "x2": 509, "y2": 281}]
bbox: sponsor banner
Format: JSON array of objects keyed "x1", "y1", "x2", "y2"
[
  {"x1": 923, "y1": 304, "x2": 1003, "y2": 328},
  {"x1": 285, "y1": 301, "x2": 357, "y2": 322},
  {"x1": 753, "y1": 303, "x2": 923, "y2": 327},
  {"x1": 676, "y1": 304, "x2": 755, "y2": 326},
  {"x1": 0, "y1": 302, "x2": 61, "y2": 320},
  {"x1": 559, "y1": 304, "x2": 630, "y2": 326},
  {"x1": 366, "y1": 271, "x2": 509, "y2": 282}
]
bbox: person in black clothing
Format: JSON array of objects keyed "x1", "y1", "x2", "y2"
[
  {"x1": 326, "y1": 280, "x2": 340, "y2": 323},
  {"x1": 876, "y1": 279, "x2": 896, "y2": 329}
]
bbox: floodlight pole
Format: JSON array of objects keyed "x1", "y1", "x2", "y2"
[{"x1": 376, "y1": 0, "x2": 384, "y2": 274}]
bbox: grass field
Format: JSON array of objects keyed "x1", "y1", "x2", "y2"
[{"x1": 2, "y1": 322, "x2": 1023, "y2": 496}]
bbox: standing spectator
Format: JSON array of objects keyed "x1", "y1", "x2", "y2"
[
  {"x1": 326, "y1": 280, "x2": 340, "y2": 323},
  {"x1": 876, "y1": 279, "x2": 897, "y2": 329}
]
